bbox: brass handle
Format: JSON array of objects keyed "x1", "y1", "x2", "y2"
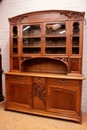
[
  {"x1": 16, "y1": 76, "x2": 21, "y2": 80},
  {"x1": 36, "y1": 78, "x2": 42, "y2": 81},
  {"x1": 59, "y1": 79, "x2": 67, "y2": 84}
]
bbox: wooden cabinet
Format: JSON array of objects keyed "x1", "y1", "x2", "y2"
[{"x1": 5, "y1": 10, "x2": 86, "y2": 123}]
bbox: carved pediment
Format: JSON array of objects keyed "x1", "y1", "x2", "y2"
[
  {"x1": 60, "y1": 11, "x2": 85, "y2": 19},
  {"x1": 9, "y1": 15, "x2": 28, "y2": 24},
  {"x1": 8, "y1": 10, "x2": 85, "y2": 24}
]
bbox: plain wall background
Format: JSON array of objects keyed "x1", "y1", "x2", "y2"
[{"x1": 0, "y1": 0, "x2": 87, "y2": 112}]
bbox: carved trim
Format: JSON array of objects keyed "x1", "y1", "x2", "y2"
[
  {"x1": 20, "y1": 57, "x2": 31, "y2": 63},
  {"x1": 55, "y1": 57, "x2": 68, "y2": 65},
  {"x1": 34, "y1": 83, "x2": 46, "y2": 103},
  {"x1": 60, "y1": 11, "x2": 85, "y2": 19},
  {"x1": 9, "y1": 15, "x2": 28, "y2": 24},
  {"x1": 9, "y1": 10, "x2": 85, "y2": 24}
]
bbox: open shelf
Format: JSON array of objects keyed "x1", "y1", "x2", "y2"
[{"x1": 21, "y1": 57, "x2": 67, "y2": 74}]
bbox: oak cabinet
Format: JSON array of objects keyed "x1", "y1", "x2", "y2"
[{"x1": 5, "y1": 10, "x2": 85, "y2": 123}]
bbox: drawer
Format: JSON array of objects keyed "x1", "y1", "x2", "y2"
[
  {"x1": 6, "y1": 75, "x2": 32, "y2": 82},
  {"x1": 33, "y1": 77, "x2": 45, "y2": 83},
  {"x1": 47, "y1": 78, "x2": 81, "y2": 86}
]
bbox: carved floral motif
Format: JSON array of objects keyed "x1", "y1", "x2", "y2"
[
  {"x1": 55, "y1": 57, "x2": 68, "y2": 65},
  {"x1": 9, "y1": 10, "x2": 85, "y2": 24},
  {"x1": 34, "y1": 83, "x2": 46, "y2": 103},
  {"x1": 9, "y1": 15, "x2": 28, "y2": 24},
  {"x1": 60, "y1": 11, "x2": 85, "y2": 19},
  {"x1": 20, "y1": 57, "x2": 31, "y2": 63}
]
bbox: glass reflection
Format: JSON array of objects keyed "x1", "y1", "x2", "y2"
[
  {"x1": 46, "y1": 23, "x2": 66, "y2": 35},
  {"x1": 23, "y1": 25, "x2": 41, "y2": 36}
]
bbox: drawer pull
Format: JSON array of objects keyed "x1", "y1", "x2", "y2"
[
  {"x1": 16, "y1": 76, "x2": 21, "y2": 80},
  {"x1": 36, "y1": 78, "x2": 42, "y2": 81},
  {"x1": 59, "y1": 79, "x2": 67, "y2": 84}
]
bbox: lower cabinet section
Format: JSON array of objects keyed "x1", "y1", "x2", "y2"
[{"x1": 5, "y1": 74, "x2": 83, "y2": 123}]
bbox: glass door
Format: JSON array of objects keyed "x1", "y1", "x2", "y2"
[
  {"x1": 12, "y1": 26, "x2": 18, "y2": 54},
  {"x1": 45, "y1": 22, "x2": 66, "y2": 55},
  {"x1": 22, "y1": 24, "x2": 41, "y2": 54},
  {"x1": 71, "y1": 22, "x2": 80, "y2": 55}
]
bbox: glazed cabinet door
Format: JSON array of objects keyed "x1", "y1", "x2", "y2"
[
  {"x1": 47, "y1": 78, "x2": 82, "y2": 118},
  {"x1": 45, "y1": 22, "x2": 69, "y2": 55},
  {"x1": 10, "y1": 25, "x2": 20, "y2": 55},
  {"x1": 70, "y1": 21, "x2": 83, "y2": 56},
  {"x1": 5, "y1": 75, "x2": 32, "y2": 110},
  {"x1": 22, "y1": 24, "x2": 42, "y2": 55},
  {"x1": 10, "y1": 25, "x2": 20, "y2": 72}
]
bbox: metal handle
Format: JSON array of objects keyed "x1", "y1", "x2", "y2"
[
  {"x1": 36, "y1": 78, "x2": 42, "y2": 81},
  {"x1": 59, "y1": 79, "x2": 67, "y2": 84},
  {"x1": 16, "y1": 76, "x2": 21, "y2": 80}
]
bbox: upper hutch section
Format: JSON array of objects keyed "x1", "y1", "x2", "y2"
[
  {"x1": 8, "y1": 10, "x2": 85, "y2": 75},
  {"x1": 9, "y1": 10, "x2": 85, "y2": 56}
]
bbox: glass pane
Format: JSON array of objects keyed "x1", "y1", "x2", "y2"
[
  {"x1": 46, "y1": 37, "x2": 66, "y2": 46},
  {"x1": 46, "y1": 23, "x2": 66, "y2": 36},
  {"x1": 12, "y1": 38, "x2": 18, "y2": 54},
  {"x1": 72, "y1": 22, "x2": 80, "y2": 54},
  {"x1": 23, "y1": 48, "x2": 41, "y2": 54},
  {"x1": 72, "y1": 48, "x2": 79, "y2": 54},
  {"x1": 22, "y1": 38, "x2": 41, "y2": 54},
  {"x1": 73, "y1": 22, "x2": 79, "y2": 35},
  {"x1": 46, "y1": 48, "x2": 66, "y2": 54},
  {"x1": 45, "y1": 37, "x2": 66, "y2": 54},
  {"x1": 72, "y1": 37, "x2": 79, "y2": 47},
  {"x1": 23, "y1": 25, "x2": 41, "y2": 36},
  {"x1": 13, "y1": 48, "x2": 18, "y2": 54},
  {"x1": 13, "y1": 26, "x2": 18, "y2": 37},
  {"x1": 13, "y1": 38, "x2": 18, "y2": 46},
  {"x1": 23, "y1": 38, "x2": 41, "y2": 47}
]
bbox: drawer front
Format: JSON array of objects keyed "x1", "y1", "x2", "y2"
[
  {"x1": 6, "y1": 75, "x2": 32, "y2": 82},
  {"x1": 33, "y1": 77, "x2": 45, "y2": 83},
  {"x1": 47, "y1": 78, "x2": 81, "y2": 86}
]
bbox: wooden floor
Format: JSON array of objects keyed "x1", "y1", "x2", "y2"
[{"x1": 0, "y1": 101, "x2": 87, "y2": 130}]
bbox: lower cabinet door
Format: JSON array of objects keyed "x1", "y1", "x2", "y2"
[
  {"x1": 47, "y1": 84, "x2": 81, "y2": 116},
  {"x1": 6, "y1": 81, "x2": 32, "y2": 109}
]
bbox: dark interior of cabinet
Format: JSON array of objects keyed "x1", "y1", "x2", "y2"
[{"x1": 21, "y1": 58, "x2": 67, "y2": 74}]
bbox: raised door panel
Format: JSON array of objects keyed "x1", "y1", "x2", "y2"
[
  {"x1": 47, "y1": 84, "x2": 81, "y2": 116},
  {"x1": 6, "y1": 81, "x2": 32, "y2": 109},
  {"x1": 10, "y1": 57, "x2": 19, "y2": 71},
  {"x1": 69, "y1": 58, "x2": 81, "y2": 74}
]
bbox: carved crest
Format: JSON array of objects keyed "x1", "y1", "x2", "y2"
[
  {"x1": 60, "y1": 11, "x2": 85, "y2": 19},
  {"x1": 9, "y1": 15, "x2": 28, "y2": 24}
]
